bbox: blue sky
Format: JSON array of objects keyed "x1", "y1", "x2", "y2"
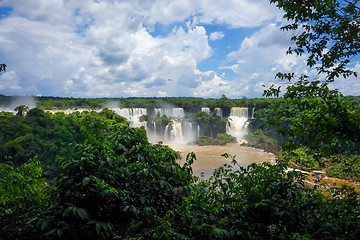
[{"x1": 0, "y1": 0, "x2": 359, "y2": 98}]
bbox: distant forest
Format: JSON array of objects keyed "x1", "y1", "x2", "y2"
[{"x1": 1, "y1": 94, "x2": 360, "y2": 112}]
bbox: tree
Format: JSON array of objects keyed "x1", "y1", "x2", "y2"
[
  {"x1": 42, "y1": 112, "x2": 195, "y2": 239},
  {"x1": 270, "y1": 0, "x2": 360, "y2": 82},
  {"x1": 265, "y1": 0, "x2": 360, "y2": 152},
  {"x1": 14, "y1": 105, "x2": 29, "y2": 116},
  {"x1": 0, "y1": 63, "x2": 6, "y2": 72},
  {"x1": 267, "y1": 79, "x2": 360, "y2": 152},
  {"x1": 0, "y1": 159, "x2": 49, "y2": 240}
]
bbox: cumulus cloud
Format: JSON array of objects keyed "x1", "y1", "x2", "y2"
[
  {"x1": 0, "y1": 0, "x2": 315, "y2": 98},
  {"x1": 0, "y1": 71, "x2": 21, "y2": 92},
  {"x1": 222, "y1": 23, "x2": 311, "y2": 96},
  {"x1": 209, "y1": 31, "x2": 224, "y2": 41},
  {"x1": 192, "y1": 69, "x2": 230, "y2": 97}
]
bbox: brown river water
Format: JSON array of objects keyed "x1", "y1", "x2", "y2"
[{"x1": 166, "y1": 143, "x2": 276, "y2": 179}]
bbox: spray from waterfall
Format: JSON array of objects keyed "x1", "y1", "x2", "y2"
[{"x1": 226, "y1": 107, "x2": 250, "y2": 142}]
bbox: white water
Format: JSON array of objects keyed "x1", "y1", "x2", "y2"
[
  {"x1": 42, "y1": 107, "x2": 251, "y2": 145},
  {"x1": 226, "y1": 107, "x2": 249, "y2": 142},
  {"x1": 112, "y1": 108, "x2": 147, "y2": 128},
  {"x1": 201, "y1": 107, "x2": 210, "y2": 114},
  {"x1": 215, "y1": 107, "x2": 223, "y2": 117},
  {"x1": 155, "y1": 107, "x2": 185, "y2": 119},
  {"x1": 107, "y1": 107, "x2": 251, "y2": 144}
]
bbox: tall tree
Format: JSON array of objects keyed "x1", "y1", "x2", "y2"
[
  {"x1": 0, "y1": 63, "x2": 6, "y2": 72},
  {"x1": 14, "y1": 105, "x2": 29, "y2": 116},
  {"x1": 265, "y1": 0, "x2": 360, "y2": 152},
  {"x1": 270, "y1": 0, "x2": 360, "y2": 82}
]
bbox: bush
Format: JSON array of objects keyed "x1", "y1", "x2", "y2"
[
  {"x1": 196, "y1": 133, "x2": 237, "y2": 146},
  {"x1": 0, "y1": 159, "x2": 49, "y2": 240},
  {"x1": 41, "y1": 114, "x2": 195, "y2": 239}
]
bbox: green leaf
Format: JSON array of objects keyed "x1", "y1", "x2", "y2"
[
  {"x1": 96, "y1": 223, "x2": 101, "y2": 234},
  {"x1": 82, "y1": 177, "x2": 90, "y2": 186},
  {"x1": 63, "y1": 206, "x2": 73, "y2": 217},
  {"x1": 41, "y1": 221, "x2": 47, "y2": 231},
  {"x1": 57, "y1": 229, "x2": 63, "y2": 238},
  {"x1": 76, "y1": 208, "x2": 90, "y2": 220}
]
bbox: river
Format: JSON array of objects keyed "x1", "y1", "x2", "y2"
[{"x1": 166, "y1": 143, "x2": 276, "y2": 179}]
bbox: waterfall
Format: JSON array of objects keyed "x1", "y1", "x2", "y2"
[
  {"x1": 164, "y1": 124, "x2": 170, "y2": 141},
  {"x1": 215, "y1": 107, "x2": 223, "y2": 117},
  {"x1": 154, "y1": 107, "x2": 185, "y2": 118},
  {"x1": 172, "y1": 108, "x2": 185, "y2": 118},
  {"x1": 201, "y1": 107, "x2": 210, "y2": 114},
  {"x1": 170, "y1": 120, "x2": 184, "y2": 143},
  {"x1": 229, "y1": 107, "x2": 248, "y2": 118},
  {"x1": 108, "y1": 106, "x2": 252, "y2": 144},
  {"x1": 183, "y1": 122, "x2": 196, "y2": 143},
  {"x1": 112, "y1": 108, "x2": 147, "y2": 128},
  {"x1": 153, "y1": 122, "x2": 157, "y2": 138},
  {"x1": 226, "y1": 107, "x2": 249, "y2": 142}
]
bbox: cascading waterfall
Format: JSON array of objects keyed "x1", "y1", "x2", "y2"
[
  {"x1": 164, "y1": 124, "x2": 170, "y2": 141},
  {"x1": 155, "y1": 108, "x2": 185, "y2": 118},
  {"x1": 153, "y1": 122, "x2": 156, "y2": 138},
  {"x1": 201, "y1": 107, "x2": 210, "y2": 114},
  {"x1": 226, "y1": 107, "x2": 250, "y2": 142},
  {"x1": 109, "y1": 107, "x2": 252, "y2": 144},
  {"x1": 183, "y1": 122, "x2": 197, "y2": 143},
  {"x1": 112, "y1": 108, "x2": 147, "y2": 128},
  {"x1": 169, "y1": 120, "x2": 184, "y2": 143},
  {"x1": 172, "y1": 108, "x2": 185, "y2": 118},
  {"x1": 215, "y1": 107, "x2": 223, "y2": 117}
]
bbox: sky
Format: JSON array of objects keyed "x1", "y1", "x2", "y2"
[{"x1": 0, "y1": 0, "x2": 359, "y2": 98}]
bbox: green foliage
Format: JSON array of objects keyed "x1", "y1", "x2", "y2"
[
  {"x1": 196, "y1": 133, "x2": 237, "y2": 146},
  {"x1": 283, "y1": 145, "x2": 360, "y2": 181},
  {"x1": 14, "y1": 105, "x2": 29, "y2": 116},
  {"x1": 42, "y1": 115, "x2": 195, "y2": 239},
  {"x1": 244, "y1": 130, "x2": 280, "y2": 154},
  {"x1": 265, "y1": 79, "x2": 360, "y2": 153},
  {"x1": 270, "y1": 0, "x2": 360, "y2": 82},
  {"x1": 175, "y1": 160, "x2": 360, "y2": 239},
  {"x1": 284, "y1": 147, "x2": 325, "y2": 170},
  {"x1": 191, "y1": 111, "x2": 228, "y2": 138},
  {"x1": 325, "y1": 154, "x2": 360, "y2": 181},
  {"x1": 0, "y1": 108, "x2": 128, "y2": 179},
  {"x1": 2, "y1": 96, "x2": 360, "y2": 239},
  {"x1": 0, "y1": 159, "x2": 49, "y2": 240},
  {"x1": 265, "y1": 1, "x2": 360, "y2": 154}
]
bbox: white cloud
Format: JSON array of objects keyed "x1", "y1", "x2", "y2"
[
  {"x1": 0, "y1": 71, "x2": 21, "y2": 91},
  {"x1": 3, "y1": 0, "x2": 350, "y2": 98},
  {"x1": 328, "y1": 63, "x2": 360, "y2": 96},
  {"x1": 209, "y1": 31, "x2": 224, "y2": 41},
  {"x1": 193, "y1": 70, "x2": 232, "y2": 97},
  {"x1": 221, "y1": 23, "x2": 311, "y2": 96},
  {"x1": 196, "y1": 0, "x2": 282, "y2": 28}
]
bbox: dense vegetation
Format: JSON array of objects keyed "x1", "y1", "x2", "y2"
[
  {"x1": 0, "y1": 103, "x2": 359, "y2": 239},
  {"x1": 0, "y1": 94, "x2": 274, "y2": 116},
  {"x1": 2, "y1": 0, "x2": 360, "y2": 239}
]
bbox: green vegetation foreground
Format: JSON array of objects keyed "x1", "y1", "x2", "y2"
[{"x1": 1, "y1": 109, "x2": 360, "y2": 240}]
